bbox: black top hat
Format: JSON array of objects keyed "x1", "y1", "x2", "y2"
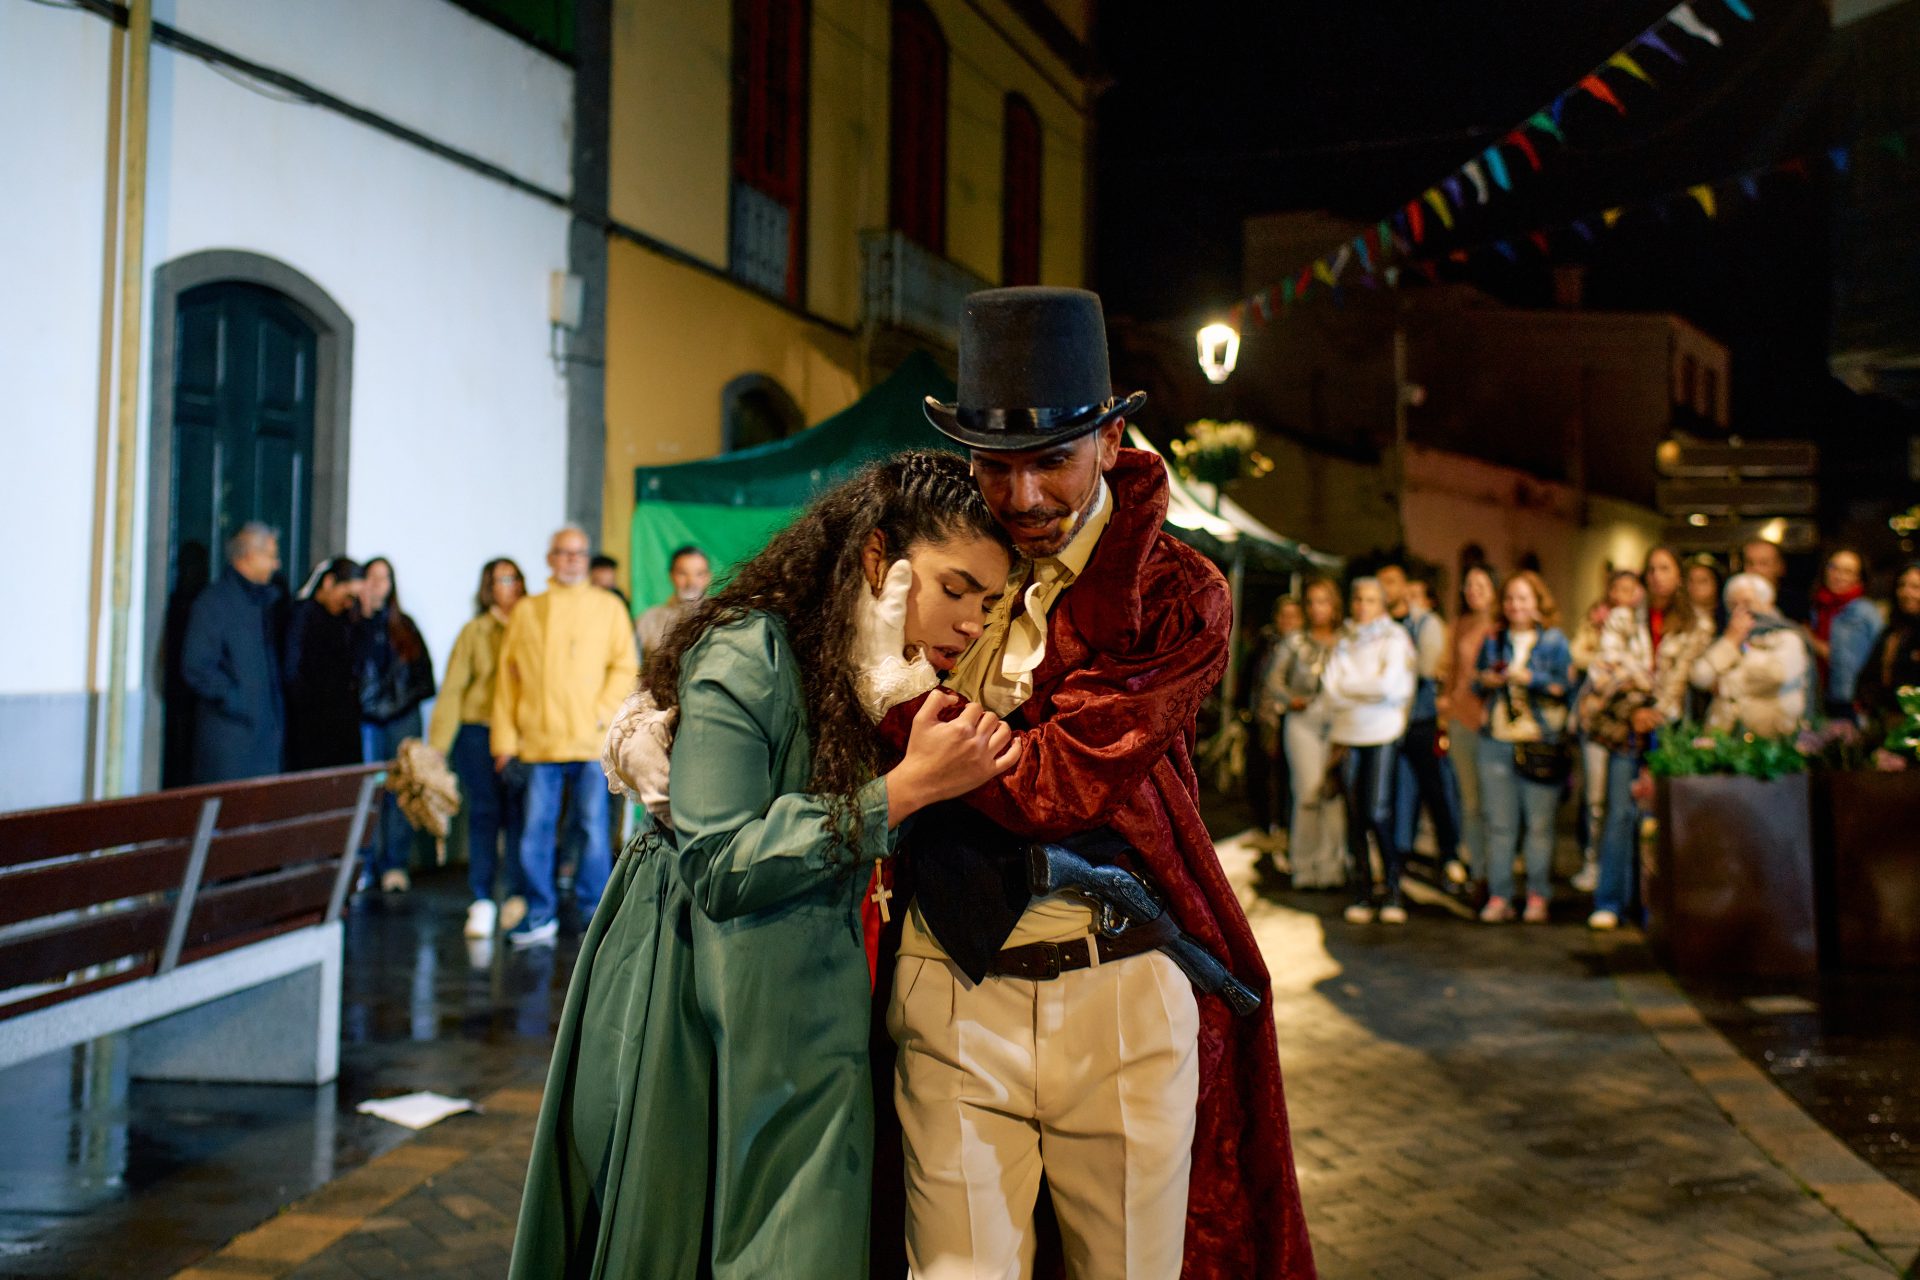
[{"x1": 924, "y1": 286, "x2": 1148, "y2": 452}]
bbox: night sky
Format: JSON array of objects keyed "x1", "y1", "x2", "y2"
[{"x1": 1091, "y1": 0, "x2": 1841, "y2": 435}]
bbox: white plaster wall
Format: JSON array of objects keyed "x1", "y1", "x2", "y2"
[
  {"x1": 0, "y1": 1, "x2": 114, "y2": 699},
  {"x1": 0, "y1": 1, "x2": 574, "y2": 807}
]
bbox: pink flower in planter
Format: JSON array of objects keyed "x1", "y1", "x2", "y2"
[
  {"x1": 1872, "y1": 749, "x2": 1910, "y2": 773},
  {"x1": 1795, "y1": 730, "x2": 1824, "y2": 756}
]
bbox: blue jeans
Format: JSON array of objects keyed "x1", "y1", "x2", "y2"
[
  {"x1": 1594, "y1": 749, "x2": 1641, "y2": 918},
  {"x1": 449, "y1": 723, "x2": 524, "y2": 903},
  {"x1": 361, "y1": 713, "x2": 422, "y2": 875},
  {"x1": 1341, "y1": 742, "x2": 1402, "y2": 903},
  {"x1": 517, "y1": 760, "x2": 609, "y2": 926},
  {"x1": 1476, "y1": 734, "x2": 1560, "y2": 903}
]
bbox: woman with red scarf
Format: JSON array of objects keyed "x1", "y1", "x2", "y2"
[{"x1": 1808, "y1": 548, "x2": 1884, "y2": 721}]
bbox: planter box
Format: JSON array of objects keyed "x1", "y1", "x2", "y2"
[
  {"x1": 1821, "y1": 771, "x2": 1920, "y2": 970},
  {"x1": 1648, "y1": 774, "x2": 1816, "y2": 977}
]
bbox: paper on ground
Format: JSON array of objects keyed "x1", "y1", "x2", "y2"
[{"x1": 356, "y1": 1091, "x2": 475, "y2": 1130}]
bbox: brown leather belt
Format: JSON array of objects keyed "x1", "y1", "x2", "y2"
[{"x1": 988, "y1": 928, "x2": 1163, "y2": 980}]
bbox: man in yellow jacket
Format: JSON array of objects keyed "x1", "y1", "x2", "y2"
[{"x1": 492, "y1": 525, "x2": 639, "y2": 946}]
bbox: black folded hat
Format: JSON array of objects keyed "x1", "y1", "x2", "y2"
[{"x1": 924, "y1": 286, "x2": 1147, "y2": 452}]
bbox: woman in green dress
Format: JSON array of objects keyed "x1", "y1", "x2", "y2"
[{"x1": 511, "y1": 451, "x2": 1019, "y2": 1280}]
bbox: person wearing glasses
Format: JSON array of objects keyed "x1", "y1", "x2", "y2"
[
  {"x1": 430, "y1": 557, "x2": 530, "y2": 939},
  {"x1": 491, "y1": 527, "x2": 640, "y2": 946}
]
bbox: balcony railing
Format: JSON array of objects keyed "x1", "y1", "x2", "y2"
[
  {"x1": 730, "y1": 182, "x2": 792, "y2": 300},
  {"x1": 859, "y1": 230, "x2": 989, "y2": 350}
]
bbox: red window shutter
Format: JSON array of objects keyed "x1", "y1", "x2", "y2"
[
  {"x1": 732, "y1": 0, "x2": 808, "y2": 302},
  {"x1": 1002, "y1": 94, "x2": 1041, "y2": 284},
  {"x1": 890, "y1": 1, "x2": 947, "y2": 253}
]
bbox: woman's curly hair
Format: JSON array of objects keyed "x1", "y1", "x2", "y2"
[{"x1": 644, "y1": 449, "x2": 1013, "y2": 858}]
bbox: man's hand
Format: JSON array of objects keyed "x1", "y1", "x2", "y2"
[
  {"x1": 494, "y1": 754, "x2": 513, "y2": 773},
  {"x1": 1630, "y1": 707, "x2": 1664, "y2": 734},
  {"x1": 853, "y1": 559, "x2": 939, "y2": 722}
]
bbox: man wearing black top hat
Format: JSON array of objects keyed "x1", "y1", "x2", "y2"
[{"x1": 870, "y1": 288, "x2": 1315, "y2": 1279}]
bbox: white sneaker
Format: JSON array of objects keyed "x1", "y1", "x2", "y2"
[
  {"x1": 1343, "y1": 902, "x2": 1376, "y2": 924},
  {"x1": 464, "y1": 899, "x2": 498, "y2": 939},
  {"x1": 1571, "y1": 859, "x2": 1599, "y2": 893},
  {"x1": 1587, "y1": 909, "x2": 1619, "y2": 930},
  {"x1": 498, "y1": 895, "x2": 528, "y2": 932},
  {"x1": 1378, "y1": 903, "x2": 1408, "y2": 925},
  {"x1": 379, "y1": 869, "x2": 410, "y2": 893},
  {"x1": 508, "y1": 918, "x2": 559, "y2": 948}
]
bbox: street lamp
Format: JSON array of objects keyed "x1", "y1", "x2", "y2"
[{"x1": 1196, "y1": 322, "x2": 1239, "y2": 384}]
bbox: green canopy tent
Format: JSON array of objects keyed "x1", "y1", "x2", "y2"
[
  {"x1": 629, "y1": 352, "x2": 963, "y2": 611},
  {"x1": 629, "y1": 355, "x2": 1341, "y2": 622}
]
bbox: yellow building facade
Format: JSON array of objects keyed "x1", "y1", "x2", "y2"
[{"x1": 601, "y1": 0, "x2": 1099, "y2": 603}]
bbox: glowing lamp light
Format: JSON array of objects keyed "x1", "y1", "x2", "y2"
[
  {"x1": 1758, "y1": 518, "x2": 1787, "y2": 543},
  {"x1": 1687, "y1": 513, "x2": 1709, "y2": 527},
  {"x1": 1197, "y1": 323, "x2": 1240, "y2": 385}
]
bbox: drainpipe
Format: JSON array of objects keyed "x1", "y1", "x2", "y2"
[
  {"x1": 103, "y1": 0, "x2": 152, "y2": 797},
  {"x1": 84, "y1": 23, "x2": 127, "y2": 799}
]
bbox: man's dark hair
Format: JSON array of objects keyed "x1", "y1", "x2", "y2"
[
  {"x1": 591, "y1": 553, "x2": 619, "y2": 573},
  {"x1": 667, "y1": 544, "x2": 708, "y2": 570},
  {"x1": 298, "y1": 556, "x2": 362, "y2": 601}
]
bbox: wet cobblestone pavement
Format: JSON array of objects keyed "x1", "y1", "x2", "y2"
[{"x1": 5, "y1": 803, "x2": 1919, "y2": 1278}]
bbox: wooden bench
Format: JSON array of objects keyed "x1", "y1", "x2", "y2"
[{"x1": 0, "y1": 764, "x2": 386, "y2": 1085}]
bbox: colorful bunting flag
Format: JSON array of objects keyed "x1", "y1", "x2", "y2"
[
  {"x1": 1881, "y1": 133, "x2": 1910, "y2": 160},
  {"x1": 1722, "y1": 0, "x2": 1754, "y2": 19},
  {"x1": 1463, "y1": 160, "x2": 1490, "y2": 204},
  {"x1": 1281, "y1": 279, "x2": 1296, "y2": 307},
  {"x1": 1314, "y1": 258, "x2": 1337, "y2": 287},
  {"x1": 1687, "y1": 184, "x2": 1717, "y2": 217},
  {"x1": 1607, "y1": 52, "x2": 1654, "y2": 84},
  {"x1": 1507, "y1": 130, "x2": 1543, "y2": 171},
  {"x1": 1602, "y1": 207, "x2": 1624, "y2": 228},
  {"x1": 1352, "y1": 236, "x2": 1372, "y2": 272},
  {"x1": 1407, "y1": 200, "x2": 1426, "y2": 243},
  {"x1": 1571, "y1": 221, "x2": 1596, "y2": 242},
  {"x1": 1423, "y1": 188, "x2": 1455, "y2": 230},
  {"x1": 1250, "y1": 292, "x2": 1270, "y2": 326},
  {"x1": 1579, "y1": 74, "x2": 1627, "y2": 114},
  {"x1": 1526, "y1": 111, "x2": 1565, "y2": 143},
  {"x1": 1528, "y1": 231, "x2": 1551, "y2": 254},
  {"x1": 1669, "y1": 3, "x2": 1723, "y2": 46},
  {"x1": 1829, "y1": 147, "x2": 1852, "y2": 173},
  {"x1": 1637, "y1": 29, "x2": 1687, "y2": 64},
  {"x1": 1494, "y1": 241, "x2": 1519, "y2": 263},
  {"x1": 1739, "y1": 175, "x2": 1761, "y2": 199},
  {"x1": 1485, "y1": 146, "x2": 1513, "y2": 191}
]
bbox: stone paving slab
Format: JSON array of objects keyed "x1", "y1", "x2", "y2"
[{"x1": 171, "y1": 834, "x2": 1920, "y2": 1279}]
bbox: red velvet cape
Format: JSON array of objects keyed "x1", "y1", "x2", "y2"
[{"x1": 879, "y1": 448, "x2": 1316, "y2": 1279}]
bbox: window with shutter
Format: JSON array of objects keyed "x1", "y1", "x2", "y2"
[
  {"x1": 1001, "y1": 94, "x2": 1041, "y2": 285},
  {"x1": 731, "y1": 0, "x2": 809, "y2": 303},
  {"x1": 889, "y1": 0, "x2": 948, "y2": 254}
]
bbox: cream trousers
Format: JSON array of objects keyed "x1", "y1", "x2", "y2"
[{"x1": 888, "y1": 950, "x2": 1199, "y2": 1280}]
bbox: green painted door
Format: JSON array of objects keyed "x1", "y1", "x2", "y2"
[{"x1": 160, "y1": 282, "x2": 318, "y2": 786}]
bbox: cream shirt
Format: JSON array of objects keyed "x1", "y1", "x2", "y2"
[{"x1": 898, "y1": 480, "x2": 1113, "y2": 961}]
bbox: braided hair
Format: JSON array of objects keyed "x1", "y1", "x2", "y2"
[{"x1": 644, "y1": 449, "x2": 1013, "y2": 858}]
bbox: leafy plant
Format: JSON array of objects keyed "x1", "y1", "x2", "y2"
[
  {"x1": 1646, "y1": 722, "x2": 1808, "y2": 781},
  {"x1": 1170, "y1": 419, "x2": 1273, "y2": 491}
]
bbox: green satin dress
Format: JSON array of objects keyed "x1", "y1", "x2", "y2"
[{"x1": 510, "y1": 613, "x2": 895, "y2": 1279}]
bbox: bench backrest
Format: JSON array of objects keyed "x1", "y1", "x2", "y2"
[{"x1": 0, "y1": 765, "x2": 386, "y2": 1020}]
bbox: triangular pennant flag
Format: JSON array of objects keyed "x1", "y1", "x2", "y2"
[
  {"x1": 1352, "y1": 236, "x2": 1372, "y2": 272},
  {"x1": 1526, "y1": 111, "x2": 1566, "y2": 143},
  {"x1": 1463, "y1": 161, "x2": 1490, "y2": 204},
  {"x1": 1384, "y1": 266, "x2": 1402, "y2": 288},
  {"x1": 1424, "y1": 188, "x2": 1455, "y2": 230},
  {"x1": 1314, "y1": 258, "x2": 1337, "y2": 287},
  {"x1": 1494, "y1": 241, "x2": 1519, "y2": 263},
  {"x1": 1637, "y1": 30, "x2": 1687, "y2": 64},
  {"x1": 1485, "y1": 147, "x2": 1513, "y2": 191},
  {"x1": 1377, "y1": 220, "x2": 1394, "y2": 253},
  {"x1": 1669, "y1": 3, "x2": 1724, "y2": 46},
  {"x1": 1881, "y1": 133, "x2": 1910, "y2": 160},
  {"x1": 1550, "y1": 94, "x2": 1569, "y2": 125},
  {"x1": 1359, "y1": 272, "x2": 1380, "y2": 291},
  {"x1": 1739, "y1": 175, "x2": 1761, "y2": 199},
  {"x1": 1506, "y1": 131, "x2": 1543, "y2": 171},
  {"x1": 1297, "y1": 265, "x2": 1315, "y2": 295},
  {"x1": 1407, "y1": 200, "x2": 1426, "y2": 243},
  {"x1": 1602, "y1": 207, "x2": 1624, "y2": 228},
  {"x1": 1330, "y1": 244, "x2": 1354, "y2": 280},
  {"x1": 1416, "y1": 261, "x2": 1440, "y2": 283},
  {"x1": 1528, "y1": 231, "x2": 1551, "y2": 254},
  {"x1": 1572, "y1": 220, "x2": 1596, "y2": 242},
  {"x1": 1228, "y1": 302, "x2": 1246, "y2": 331},
  {"x1": 1722, "y1": 0, "x2": 1754, "y2": 19},
  {"x1": 1579, "y1": 75, "x2": 1627, "y2": 114},
  {"x1": 1688, "y1": 184, "x2": 1718, "y2": 217},
  {"x1": 1281, "y1": 278, "x2": 1296, "y2": 307},
  {"x1": 1447, "y1": 249, "x2": 1470, "y2": 263},
  {"x1": 1779, "y1": 157, "x2": 1810, "y2": 178},
  {"x1": 1829, "y1": 146, "x2": 1851, "y2": 173},
  {"x1": 1250, "y1": 292, "x2": 1271, "y2": 326},
  {"x1": 1608, "y1": 53, "x2": 1654, "y2": 84},
  {"x1": 1442, "y1": 174, "x2": 1466, "y2": 207}
]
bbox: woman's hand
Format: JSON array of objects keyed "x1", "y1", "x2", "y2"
[
  {"x1": 1724, "y1": 606, "x2": 1755, "y2": 648},
  {"x1": 886, "y1": 690, "x2": 1021, "y2": 825}
]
